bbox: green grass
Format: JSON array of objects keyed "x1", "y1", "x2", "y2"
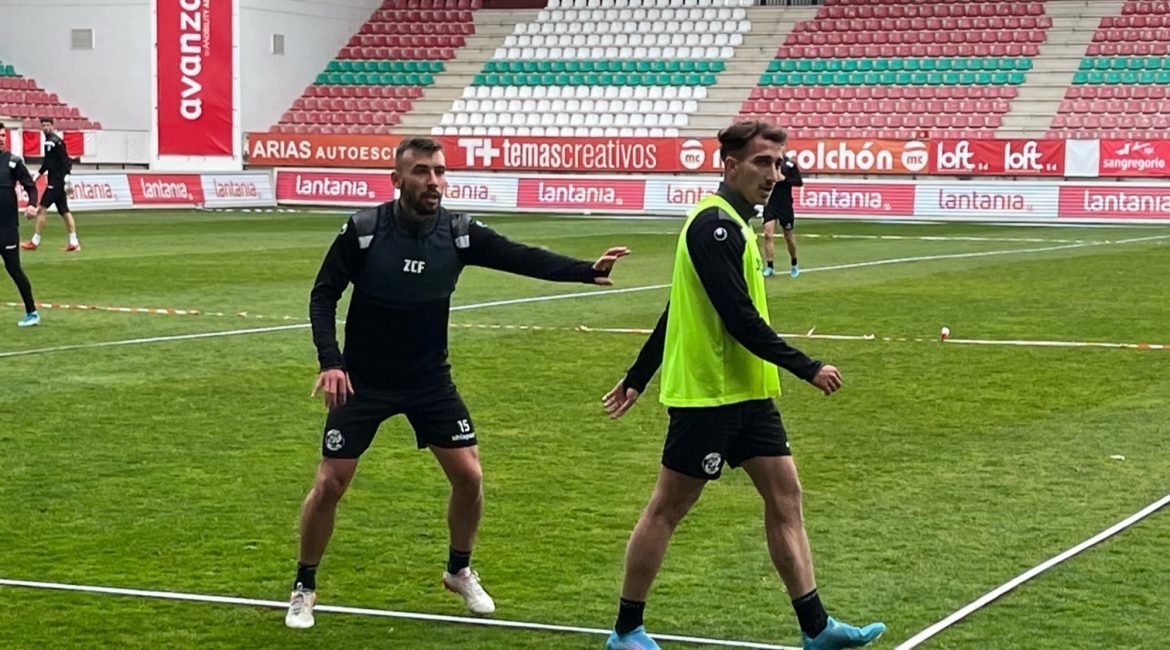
[{"x1": 1, "y1": 210, "x2": 1169, "y2": 649}]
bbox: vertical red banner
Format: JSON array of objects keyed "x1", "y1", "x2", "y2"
[{"x1": 156, "y1": 0, "x2": 234, "y2": 156}]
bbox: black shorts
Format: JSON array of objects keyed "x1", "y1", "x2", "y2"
[
  {"x1": 40, "y1": 186, "x2": 70, "y2": 215},
  {"x1": 321, "y1": 382, "x2": 476, "y2": 459},
  {"x1": 663, "y1": 398, "x2": 790, "y2": 480},
  {"x1": 763, "y1": 209, "x2": 795, "y2": 231}
]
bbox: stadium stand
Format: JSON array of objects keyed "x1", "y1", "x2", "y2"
[
  {"x1": 272, "y1": 0, "x2": 483, "y2": 135},
  {"x1": 0, "y1": 59, "x2": 101, "y2": 131},
  {"x1": 435, "y1": 0, "x2": 756, "y2": 137},
  {"x1": 738, "y1": 0, "x2": 1053, "y2": 139},
  {"x1": 1048, "y1": 0, "x2": 1170, "y2": 138}
]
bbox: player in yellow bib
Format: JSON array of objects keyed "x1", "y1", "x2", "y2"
[{"x1": 602, "y1": 121, "x2": 885, "y2": 650}]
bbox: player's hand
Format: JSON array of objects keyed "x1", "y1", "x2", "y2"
[
  {"x1": 24, "y1": 205, "x2": 37, "y2": 219},
  {"x1": 591, "y1": 246, "x2": 630, "y2": 286},
  {"x1": 602, "y1": 379, "x2": 640, "y2": 419},
  {"x1": 810, "y1": 365, "x2": 843, "y2": 396},
  {"x1": 312, "y1": 368, "x2": 354, "y2": 409}
]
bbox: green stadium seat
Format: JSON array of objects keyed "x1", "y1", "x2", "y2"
[
  {"x1": 826, "y1": 59, "x2": 842, "y2": 72},
  {"x1": 1009, "y1": 71, "x2": 1025, "y2": 84},
  {"x1": 858, "y1": 59, "x2": 874, "y2": 72},
  {"x1": 811, "y1": 60, "x2": 827, "y2": 73},
  {"x1": 1138, "y1": 71, "x2": 1156, "y2": 84},
  {"x1": 1143, "y1": 58, "x2": 1161, "y2": 70},
  {"x1": 1015, "y1": 59, "x2": 1033, "y2": 71},
  {"x1": 873, "y1": 59, "x2": 889, "y2": 72},
  {"x1": 316, "y1": 73, "x2": 330, "y2": 84},
  {"x1": 920, "y1": 59, "x2": 937, "y2": 72},
  {"x1": 842, "y1": 59, "x2": 858, "y2": 72},
  {"x1": 992, "y1": 72, "x2": 1009, "y2": 85}
]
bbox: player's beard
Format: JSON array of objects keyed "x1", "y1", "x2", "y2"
[{"x1": 400, "y1": 186, "x2": 441, "y2": 224}]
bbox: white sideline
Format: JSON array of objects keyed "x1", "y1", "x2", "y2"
[
  {"x1": 0, "y1": 578, "x2": 798, "y2": 650},
  {"x1": 3, "y1": 234, "x2": 1167, "y2": 360},
  {"x1": 894, "y1": 492, "x2": 1170, "y2": 649}
]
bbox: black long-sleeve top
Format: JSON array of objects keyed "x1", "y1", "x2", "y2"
[
  {"x1": 763, "y1": 158, "x2": 803, "y2": 220},
  {"x1": 623, "y1": 183, "x2": 822, "y2": 394},
  {"x1": 310, "y1": 201, "x2": 602, "y2": 391},
  {"x1": 38, "y1": 132, "x2": 72, "y2": 183},
  {"x1": 1, "y1": 152, "x2": 38, "y2": 225}
]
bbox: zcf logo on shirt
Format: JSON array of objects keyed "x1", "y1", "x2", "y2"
[
  {"x1": 701, "y1": 452, "x2": 722, "y2": 475},
  {"x1": 325, "y1": 429, "x2": 345, "y2": 452},
  {"x1": 402, "y1": 259, "x2": 426, "y2": 274}
]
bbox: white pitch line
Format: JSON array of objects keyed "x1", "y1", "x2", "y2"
[
  {"x1": 0, "y1": 579, "x2": 798, "y2": 650},
  {"x1": 449, "y1": 283, "x2": 671, "y2": 311},
  {"x1": 801, "y1": 234, "x2": 1087, "y2": 244},
  {"x1": 895, "y1": 492, "x2": 1170, "y2": 649},
  {"x1": 6, "y1": 234, "x2": 1168, "y2": 360},
  {"x1": 481, "y1": 325, "x2": 1168, "y2": 352},
  {"x1": 0, "y1": 324, "x2": 309, "y2": 359}
]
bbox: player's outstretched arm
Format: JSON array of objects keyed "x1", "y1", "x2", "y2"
[
  {"x1": 687, "y1": 216, "x2": 834, "y2": 391},
  {"x1": 460, "y1": 220, "x2": 628, "y2": 284},
  {"x1": 601, "y1": 303, "x2": 667, "y2": 418}
]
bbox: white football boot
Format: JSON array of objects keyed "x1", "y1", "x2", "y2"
[
  {"x1": 442, "y1": 567, "x2": 496, "y2": 615},
  {"x1": 285, "y1": 584, "x2": 317, "y2": 629}
]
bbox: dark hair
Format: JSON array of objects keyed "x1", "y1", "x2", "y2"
[
  {"x1": 717, "y1": 120, "x2": 787, "y2": 162},
  {"x1": 395, "y1": 137, "x2": 443, "y2": 166},
  {"x1": 39, "y1": 116, "x2": 54, "y2": 125}
]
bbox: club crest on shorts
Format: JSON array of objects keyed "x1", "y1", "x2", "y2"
[
  {"x1": 325, "y1": 429, "x2": 345, "y2": 451},
  {"x1": 701, "y1": 452, "x2": 722, "y2": 475}
]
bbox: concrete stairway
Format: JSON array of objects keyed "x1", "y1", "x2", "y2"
[
  {"x1": 391, "y1": 10, "x2": 534, "y2": 135},
  {"x1": 997, "y1": 0, "x2": 1123, "y2": 138},
  {"x1": 684, "y1": 5, "x2": 816, "y2": 136}
]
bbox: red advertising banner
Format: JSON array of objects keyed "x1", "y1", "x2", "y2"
[
  {"x1": 795, "y1": 182, "x2": 916, "y2": 216},
  {"x1": 275, "y1": 170, "x2": 397, "y2": 204},
  {"x1": 1097, "y1": 140, "x2": 1170, "y2": 177},
  {"x1": 931, "y1": 139, "x2": 1065, "y2": 176},
  {"x1": 128, "y1": 173, "x2": 206, "y2": 205},
  {"x1": 450, "y1": 136, "x2": 669, "y2": 174},
  {"x1": 157, "y1": 0, "x2": 235, "y2": 156},
  {"x1": 1058, "y1": 185, "x2": 1170, "y2": 220},
  {"x1": 21, "y1": 131, "x2": 88, "y2": 158},
  {"x1": 516, "y1": 177, "x2": 645, "y2": 210},
  {"x1": 247, "y1": 134, "x2": 399, "y2": 167},
  {"x1": 246, "y1": 133, "x2": 930, "y2": 175}
]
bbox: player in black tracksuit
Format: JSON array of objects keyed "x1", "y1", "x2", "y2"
[
  {"x1": 0, "y1": 147, "x2": 40, "y2": 327},
  {"x1": 762, "y1": 156, "x2": 803, "y2": 278},
  {"x1": 23, "y1": 117, "x2": 81, "y2": 252},
  {"x1": 285, "y1": 137, "x2": 629, "y2": 629}
]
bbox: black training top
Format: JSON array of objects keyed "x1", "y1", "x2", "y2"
[
  {"x1": 763, "y1": 158, "x2": 804, "y2": 220},
  {"x1": 310, "y1": 201, "x2": 601, "y2": 390},
  {"x1": 0, "y1": 151, "x2": 38, "y2": 224},
  {"x1": 38, "y1": 132, "x2": 72, "y2": 183}
]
